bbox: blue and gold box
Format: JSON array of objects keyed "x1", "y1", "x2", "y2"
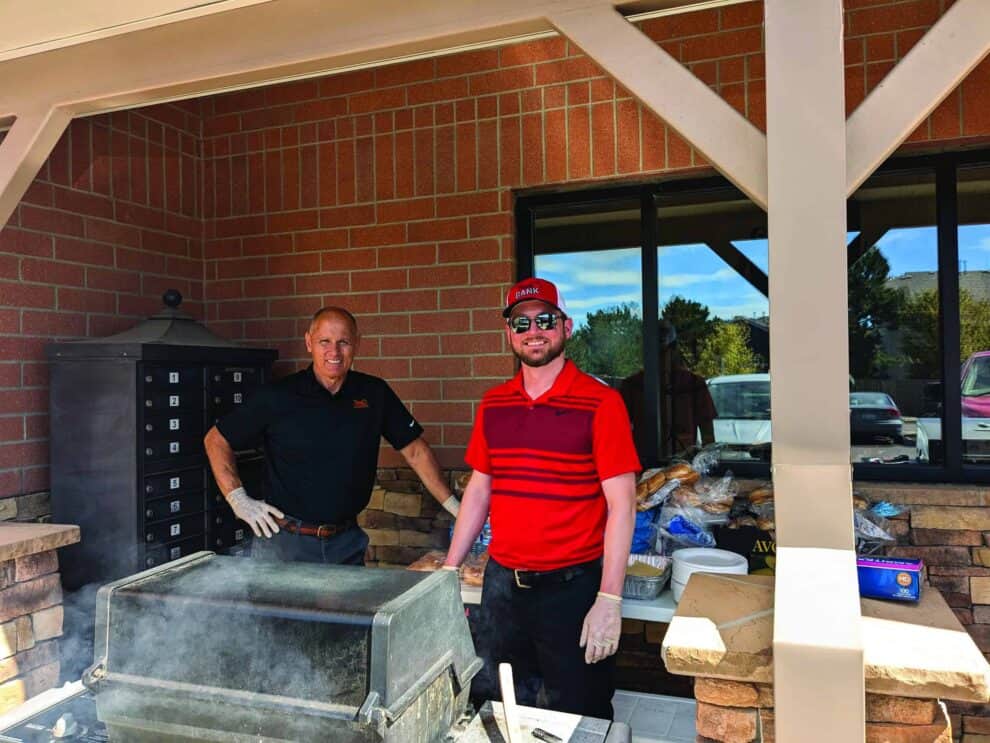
[{"x1": 856, "y1": 556, "x2": 923, "y2": 602}]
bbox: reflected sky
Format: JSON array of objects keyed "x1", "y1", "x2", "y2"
[{"x1": 534, "y1": 224, "x2": 990, "y2": 330}]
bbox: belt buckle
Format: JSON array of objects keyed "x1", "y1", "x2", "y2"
[
  {"x1": 514, "y1": 569, "x2": 531, "y2": 589},
  {"x1": 316, "y1": 524, "x2": 332, "y2": 539}
]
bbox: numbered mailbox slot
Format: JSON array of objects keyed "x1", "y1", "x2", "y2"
[
  {"x1": 143, "y1": 412, "x2": 203, "y2": 441},
  {"x1": 142, "y1": 436, "x2": 203, "y2": 463},
  {"x1": 142, "y1": 389, "x2": 201, "y2": 414},
  {"x1": 143, "y1": 469, "x2": 204, "y2": 499},
  {"x1": 142, "y1": 366, "x2": 202, "y2": 390},
  {"x1": 144, "y1": 490, "x2": 205, "y2": 523},
  {"x1": 145, "y1": 535, "x2": 207, "y2": 569},
  {"x1": 210, "y1": 523, "x2": 249, "y2": 550},
  {"x1": 144, "y1": 513, "x2": 205, "y2": 547}
]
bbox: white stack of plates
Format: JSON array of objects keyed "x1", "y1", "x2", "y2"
[{"x1": 671, "y1": 548, "x2": 748, "y2": 603}]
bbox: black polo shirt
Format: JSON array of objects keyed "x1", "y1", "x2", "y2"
[{"x1": 216, "y1": 366, "x2": 423, "y2": 524}]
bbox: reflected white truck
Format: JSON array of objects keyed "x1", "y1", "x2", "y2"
[{"x1": 707, "y1": 373, "x2": 772, "y2": 458}]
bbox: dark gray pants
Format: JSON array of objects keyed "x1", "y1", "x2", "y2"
[{"x1": 250, "y1": 524, "x2": 369, "y2": 565}]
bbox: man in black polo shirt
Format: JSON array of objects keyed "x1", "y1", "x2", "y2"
[{"x1": 204, "y1": 306, "x2": 459, "y2": 565}]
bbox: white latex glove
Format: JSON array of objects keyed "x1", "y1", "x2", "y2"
[
  {"x1": 441, "y1": 496, "x2": 460, "y2": 517},
  {"x1": 579, "y1": 592, "x2": 622, "y2": 664},
  {"x1": 226, "y1": 487, "x2": 284, "y2": 538}
]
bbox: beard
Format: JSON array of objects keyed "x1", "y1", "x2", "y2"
[{"x1": 512, "y1": 335, "x2": 566, "y2": 368}]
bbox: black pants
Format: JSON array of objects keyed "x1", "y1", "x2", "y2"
[{"x1": 471, "y1": 557, "x2": 615, "y2": 720}]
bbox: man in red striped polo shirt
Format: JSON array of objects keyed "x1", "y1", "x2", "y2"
[{"x1": 445, "y1": 277, "x2": 640, "y2": 720}]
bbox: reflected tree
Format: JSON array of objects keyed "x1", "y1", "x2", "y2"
[
  {"x1": 661, "y1": 296, "x2": 713, "y2": 369},
  {"x1": 901, "y1": 288, "x2": 990, "y2": 377},
  {"x1": 695, "y1": 321, "x2": 764, "y2": 378},
  {"x1": 848, "y1": 249, "x2": 905, "y2": 379},
  {"x1": 567, "y1": 304, "x2": 643, "y2": 383}
]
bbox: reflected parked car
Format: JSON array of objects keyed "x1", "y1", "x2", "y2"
[
  {"x1": 962, "y1": 351, "x2": 990, "y2": 418},
  {"x1": 916, "y1": 350, "x2": 990, "y2": 464},
  {"x1": 849, "y1": 392, "x2": 904, "y2": 444}
]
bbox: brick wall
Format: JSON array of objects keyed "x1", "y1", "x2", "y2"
[{"x1": 0, "y1": 102, "x2": 203, "y2": 505}]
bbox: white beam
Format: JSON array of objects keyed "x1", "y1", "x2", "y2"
[
  {"x1": 0, "y1": 107, "x2": 72, "y2": 231},
  {"x1": 548, "y1": 5, "x2": 768, "y2": 209},
  {"x1": 766, "y1": 0, "x2": 863, "y2": 739},
  {"x1": 847, "y1": 0, "x2": 990, "y2": 195}
]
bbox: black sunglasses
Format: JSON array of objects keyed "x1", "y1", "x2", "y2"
[{"x1": 508, "y1": 312, "x2": 564, "y2": 334}]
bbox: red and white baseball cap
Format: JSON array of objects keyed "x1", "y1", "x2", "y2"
[{"x1": 502, "y1": 277, "x2": 568, "y2": 318}]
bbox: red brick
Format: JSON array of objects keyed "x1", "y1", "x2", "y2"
[
  {"x1": 568, "y1": 106, "x2": 591, "y2": 180},
  {"x1": 441, "y1": 286, "x2": 503, "y2": 310},
  {"x1": 267, "y1": 209, "x2": 319, "y2": 234},
  {"x1": 522, "y1": 114, "x2": 543, "y2": 186},
  {"x1": 378, "y1": 198, "x2": 434, "y2": 224},
  {"x1": 380, "y1": 289, "x2": 437, "y2": 313},
  {"x1": 469, "y1": 214, "x2": 512, "y2": 238},
  {"x1": 0, "y1": 418, "x2": 22, "y2": 443},
  {"x1": 639, "y1": 9, "x2": 718, "y2": 41},
  {"x1": 963, "y1": 57, "x2": 990, "y2": 136},
  {"x1": 437, "y1": 49, "x2": 499, "y2": 78},
  {"x1": 847, "y1": 0, "x2": 940, "y2": 36},
  {"x1": 394, "y1": 131, "x2": 415, "y2": 199},
  {"x1": 408, "y1": 264, "x2": 469, "y2": 288},
  {"x1": 379, "y1": 244, "x2": 437, "y2": 268},
  {"x1": 544, "y1": 109, "x2": 567, "y2": 183},
  {"x1": 19, "y1": 206, "x2": 84, "y2": 238},
  {"x1": 478, "y1": 120, "x2": 499, "y2": 190},
  {"x1": 0, "y1": 282, "x2": 55, "y2": 310},
  {"x1": 436, "y1": 193, "x2": 499, "y2": 218},
  {"x1": 268, "y1": 253, "x2": 320, "y2": 275},
  {"x1": 0, "y1": 311, "x2": 19, "y2": 334},
  {"x1": 407, "y1": 78, "x2": 469, "y2": 106},
  {"x1": 320, "y1": 248, "x2": 376, "y2": 272},
  {"x1": 414, "y1": 129, "x2": 434, "y2": 197},
  {"x1": 319, "y1": 70, "x2": 374, "y2": 98},
  {"x1": 468, "y1": 67, "x2": 535, "y2": 97},
  {"x1": 438, "y1": 238, "x2": 501, "y2": 264},
  {"x1": 0, "y1": 229, "x2": 52, "y2": 258},
  {"x1": 382, "y1": 335, "x2": 440, "y2": 357},
  {"x1": 351, "y1": 224, "x2": 405, "y2": 248},
  {"x1": 295, "y1": 272, "x2": 351, "y2": 295},
  {"x1": 54, "y1": 237, "x2": 116, "y2": 267},
  {"x1": 117, "y1": 246, "x2": 167, "y2": 273},
  {"x1": 720, "y1": 2, "x2": 762, "y2": 29},
  {"x1": 241, "y1": 234, "x2": 292, "y2": 257},
  {"x1": 0, "y1": 389, "x2": 47, "y2": 415},
  {"x1": 535, "y1": 58, "x2": 602, "y2": 86},
  {"x1": 592, "y1": 102, "x2": 616, "y2": 177},
  {"x1": 454, "y1": 123, "x2": 478, "y2": 193},
  {"x1": 408, "y1": 218, "x2": 467, "y2": 244},
  {"x1": 931, "y1": 90, "x2": 962, "y2": 140},
  {"x1": 375, "y1": 134, "x2": 395, "y2": 202},
  {"x1": 21, "y1": 310, "x2": 86, "y2": 338},
  {"x1": 668, "y1": 128, "x2": 692, "y2": 168},
  {"x1": 499, "y1": 116, "x2": 521, "y2": 187},
  {"x1": 0, "y1": 440, "x2": 47, "y2": 469},
  {"x1": 682, "y1": 28, "x2": 763, "y2": 63},
  {"x1": 441, "y1": 333, "x2": 501, "y2": 355},
  {"x1": 436, "y1": 126, "x2": 456, "y2": 194},
  {"x1": 215, "y1": 257, "x2": 267, "y2": 280},
  {"x1": 617, "y1": 100, "x2": 640, "y2": 174},
  {"x1": 501, "y1": 38, "x2": 567, "y2": 67}
]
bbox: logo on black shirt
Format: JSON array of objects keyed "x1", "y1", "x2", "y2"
[{"x1": 353, "y1": 399, "x2": 369, "y2": 409}]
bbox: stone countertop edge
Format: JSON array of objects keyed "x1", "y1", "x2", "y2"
[
  {"x1": 661, "y1": 572, "x2": 990, "y2": 704},
  {"x1": 0, "y1": 523, "x2": 80, "y2": 563}
]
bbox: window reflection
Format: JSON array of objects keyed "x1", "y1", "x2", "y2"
[
  {"x1": 957, "y1": 166, "x2": 990, "y2": 465},
  {"x1": 848, "y1": 171, "x2": 938, "y2": 465}
]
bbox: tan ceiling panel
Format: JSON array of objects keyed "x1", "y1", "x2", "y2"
[{"x1": 0, "y1": 0, "x2": 273, "y2": 62}]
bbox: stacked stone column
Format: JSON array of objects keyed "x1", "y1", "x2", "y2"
[
  {"x1": 694, "y1": 677, "x2": 951, "y2": 742},
  {"x1": 0, "y1": 550, "x2": 64, "y2": 714}
]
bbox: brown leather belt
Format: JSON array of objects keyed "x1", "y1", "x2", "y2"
[{"x1": 275, "y1": 517, "x2": 356, "y2": 539}]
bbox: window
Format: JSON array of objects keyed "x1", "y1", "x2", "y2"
[{"x1": 517, "y1": 153, "x2": 990, "y2": 483}]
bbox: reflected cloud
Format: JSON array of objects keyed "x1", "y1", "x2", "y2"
[{"x1": 660, "y1": 268, "x2": 737, "y2": 289}]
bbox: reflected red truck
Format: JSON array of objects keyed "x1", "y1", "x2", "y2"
[{"x1": 962, "y1": 350, "x2": 990, "y2": 418}]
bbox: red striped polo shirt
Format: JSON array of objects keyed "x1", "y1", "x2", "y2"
[{"x1": 465, "y1": 359, "x2": 641, "y2": 571}]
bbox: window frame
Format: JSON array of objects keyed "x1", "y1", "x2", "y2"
[{"x1": 514, "y1": 150, "x2": 990, "y2": 484}]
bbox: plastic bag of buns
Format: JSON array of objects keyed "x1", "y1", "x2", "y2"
[
  {"x1": 746, "y1": 484, "x2": 774, "y2": 518},
  {"x1": 635, "y1": 468, "x2": 666, "y2": 510},
  {"x1": 672, "y1": 472, "x2": 737, "y2": 516}
]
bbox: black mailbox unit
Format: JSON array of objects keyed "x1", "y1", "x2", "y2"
[{"x1": 47, "y1": 290, "x2": 277, "y2": 589}]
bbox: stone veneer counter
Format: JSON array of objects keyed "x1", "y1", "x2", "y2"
[
  {"x1": 0, "y1": 523, "x2": 79, "y2": 715},
  {"x1": 661, "y1": 573, "x2": 990, "y2": 743},
  {"x1": 662, "y1": 572, "x2": 990, "y2": 701}
]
